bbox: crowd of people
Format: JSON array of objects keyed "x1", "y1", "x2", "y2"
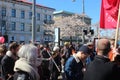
[{"x1": 0, "y1": 38, "x2": 120, "y2": 80}]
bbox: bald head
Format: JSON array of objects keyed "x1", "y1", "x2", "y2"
[{"x1": 97, "y1": 39, "x2": 111, "y2": 55}]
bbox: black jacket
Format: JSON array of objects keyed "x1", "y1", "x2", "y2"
[
  {"x1": 83, "y1": 55, "x2": 120, "y2": 80},
  {"x1": 1, "y1": 55, "x2": 16, "y2": 79},
  {"x1": 14, "y1": 71, "x2": 33, "y2": 80}
]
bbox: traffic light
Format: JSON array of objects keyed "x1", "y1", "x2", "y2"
[
  {"x1": 3, "y1": 35, "x2": 8, "y2": 43},
  {"x1": 90, "y1": 30, "x2": 94, "y2": 35},
  {"x1": 83, "y1": 30, "x2": 87, "y2": 35}
]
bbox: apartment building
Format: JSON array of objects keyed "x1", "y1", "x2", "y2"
[{"x1": 0, "y1": 0, "x2": 55, "y2": 43}]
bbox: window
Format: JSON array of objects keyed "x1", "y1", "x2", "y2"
[
  {"x1": 11, "y1": 22, "x2": 16, "y2": 31},
  {"x1": 11, "y1": 9, "x2": 16, "y2": 17},
  {"x1": 48, "y1": 15, "x2": 51, "y2": 20},
  {"x1": 45, "y1": 37, "x2": 48, "y2": 41},
  {"x1": 20, "y1": 23, "x2": 25, "y2": 31},
  {"x1": 1, "y1": 21, "x2": 6, "y2": 30},
  {"x1": 1, "y1": 7, "x2": 6, "y2": 17},
  {"x1": 29, "y1": 12, "x2": 32, "y2": 19},
  {"x1": 11, "y1": 36, "x2": 14, "y2": 40},
  {"x1": 1, "y1": 21, "x2": 6, "y2": 28},
  {"x1": 44, "y1": 14, "x2": 47, "y2": 20},
  {"x1": 29, "y1": 24, "x2": 32, "y2": 31},
  {"x1": 37, "y1": 13, "x2": 40, "y2": 20},
  {"x1": 44, "y1": 9, "x2": 47, "y2": 13},
  {"x1": 37, "y1": 25, "x2": 40, "y2": 32},
  {"x1": 21, "y1": 10, "x2": 25, "y2": 19}
]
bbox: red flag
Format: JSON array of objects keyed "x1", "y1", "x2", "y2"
[{"x1": 100, "y1": 0, "x2": 120, "y2": 29}]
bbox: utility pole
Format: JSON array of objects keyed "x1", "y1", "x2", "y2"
[
  {"x1": 82, "y1": 0, "x2": 85, "y2": 23},
  {"x1": 82, "y1": 0, "x2": 85, "y2": 14},
  {"x1": 72, "y1": 0, "x2": 85, "y2": 44},
  {"x1": 81, "y1": 0, "x2": 85, "y2": 44},
  {"x1": 72, "y1": 0, "x2": 85, "y2": 13},
  {"x1": 32, "y1": 0, "x2": 36, "y2": 42}
]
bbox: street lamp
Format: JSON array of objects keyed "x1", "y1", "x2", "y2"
[
  {"x1": 72, "y1": 0, "x2": 85, "y2": 44},
  {"x1": 32, "y1": 0, "x2": 36, "y2": 42},
  {"x1": 72, "y1": 0, "x2": 85, "y2": 14},
  {"x1": 82, "y1": 0, "x2": 85, "y2": 23}
]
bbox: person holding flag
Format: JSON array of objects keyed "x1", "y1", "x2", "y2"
[
  {"x1": 83, "y1": 38, "x2": 120, "y2": 80},
  {"x1": 100, "y1": 0, "x2": 120, "y2": 61}
]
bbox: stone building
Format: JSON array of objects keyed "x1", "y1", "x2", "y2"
[{"x1": 0, "y1": 0, "x2": 55, "y2": 43}]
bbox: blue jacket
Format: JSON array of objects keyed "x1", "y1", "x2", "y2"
[{"x1": 64, "y1": 56, "x2": 84, "y2": 80}]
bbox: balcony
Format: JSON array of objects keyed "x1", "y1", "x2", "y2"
[
  {"x1": 44, "y1": 30, "x2": 54, "y2": 35},
  {"x1": 44, "y1": 20, "x2": 54, "y2": 24}
]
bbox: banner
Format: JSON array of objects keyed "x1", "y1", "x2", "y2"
[
  {"x1": 100, "y1": 0, "x2": 120, "y2": 29},
  {"x1": 54, "y1": 28, "x2": 60, "y2": 43}
]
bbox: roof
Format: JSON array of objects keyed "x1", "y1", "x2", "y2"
[
  {"x1": 53, "y1": 10, "x2": 91, "y2": 19},
  {"x1": 79, "y1": 13, "x2": 91, "y2": 19},
  {"x1": 53, "y1": 10, "x2": 75, "y2": 15},
  {"x1": 16, "y1": 0, "x2": 55, "y2": 10}
]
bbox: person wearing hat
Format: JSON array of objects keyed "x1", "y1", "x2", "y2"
[
  {"x1": 83, "y1": 38, "x2": 120, "y2": 80},
  {"x1": 64, "y1": 45, "x2": 90, "y2": 80}
]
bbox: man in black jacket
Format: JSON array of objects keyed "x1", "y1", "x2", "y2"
[
  {"x1": 1, "y1": 42, "x2": 19, "y2": 80},
  {"x1": 83, "y1": 38, "x2": 120, "y2": 80}
]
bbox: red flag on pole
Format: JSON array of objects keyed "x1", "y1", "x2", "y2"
[{"x1": 100, "y1": 0, "x2": 120, "y2": 29}]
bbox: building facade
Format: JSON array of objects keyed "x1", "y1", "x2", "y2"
[{"x1": 0, "y1": 0, "x2": 55, "y2": 43}]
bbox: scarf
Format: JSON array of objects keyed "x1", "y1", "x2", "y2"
[{"x1": 14, "y1": 58, "x2": 40, "y2": 80}]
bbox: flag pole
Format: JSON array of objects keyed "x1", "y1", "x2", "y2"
[
  {"x1": 114, "y1": 4, "x2": 120, "y2": 48},
  {"x1": 47, "y1": 51, "x2": 61, "y2": 72},
  {"x1": 98, "y1": 23, "x2": 100, "y2": 39}
]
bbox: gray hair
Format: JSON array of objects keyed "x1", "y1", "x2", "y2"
[{"x1": 18, "y1": 44, "x2": 38, "y2": 64}]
